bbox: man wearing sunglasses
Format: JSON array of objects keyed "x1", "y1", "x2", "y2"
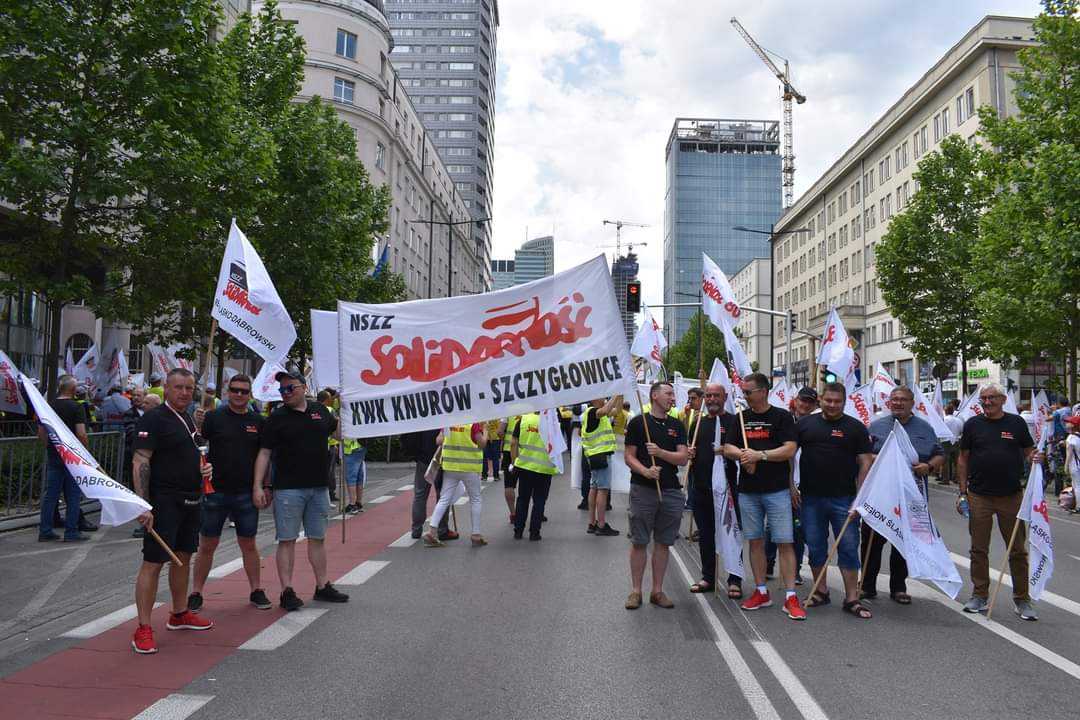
[
  {"x1": 253, "y1": 370, "x2": 349, "y2": 610},
  {"x1": 188, "y1": 375, "x2": 271, "y2": 613}
]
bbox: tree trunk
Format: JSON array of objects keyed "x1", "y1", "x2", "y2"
[
  {"x1": 960, "y1": 352, "x2": 968, "y2": 399},
  {"x1": 43, "y1": 297, "x2": 64, "y2": 400},
  {"x1": 214, "y1": 334, "x2": 226, "y2": 395}
]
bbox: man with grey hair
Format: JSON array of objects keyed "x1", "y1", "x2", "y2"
[
  {"x1": 37, "y1": 375, "x2": 91, "y2": 542},
  {"x1": 862, "y1": 385, "x2": 944, "y2": 604},
  {"x1": 957, "y1": 382, "x2": 1041, "y2": 619}
]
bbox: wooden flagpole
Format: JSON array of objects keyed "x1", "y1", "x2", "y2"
[
  {"x1": 804, "y1": 514, "x2": 856, "y2": 604},
  {"x1": 203, "y1": 319, "x2": 218, "y2": 385},
  {"x1": 985, "y1": 518, "x2": 1023, "y2": 621},
  {"x1": 858, "y1": 525, "x2": 875, "y2": 589},
  {"x1": 633, "y1": 385, "x2": 663, "y2": 500},
  {"x1": 95, "y1": 462, "x2": 182, "y2": 566}
]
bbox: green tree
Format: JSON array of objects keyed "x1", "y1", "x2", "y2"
[
  {"x1": 0, "y1": 0, "x2": 229, "y2": 395},
  {"x1": 876, "y1": 135, "x2": 991, "y2": 386},
  {"x1": 975, "y1": 0, "x2": 1080, "y2": 399},
  {"x1": 664, "y1": 311, "x2": 729, "y2": 380}
]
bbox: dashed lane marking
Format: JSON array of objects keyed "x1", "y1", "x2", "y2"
[
  {"x1": 336, "y1": 560, "x2": 390, "y2": 586},
  {"x1": 132, "y1": 693, "x2": 215, "y2": 720},
  {"x1": 389, "y1": 532, "x2": 419, "y2": 548},
  {"x1": 61, "y1": 602, "x2": 163, "y2": 639},
  {"x1": 239, "y1": 609, "x2": 327, "y2": 651}
]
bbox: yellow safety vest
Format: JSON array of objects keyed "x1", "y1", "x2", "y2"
[
  {"x1": 580, "y1": 407, "x2": 617, "y2": 457},
  {"x1": 643, "y1": 403, "x2": 679, "y2": 419},
  {"x1": 559, "y1": 406, "x2": 572, "y2": 420},
  {"x1": 343, "y1": 438, "x2": 361, "y2": 455},
  {"x1": 325, "y1": 405, "x2": 339, "y2": 447},
  {"x1": 441, "y1": 425, "x2": 483, "y2": 473},
  {"x1": 611, "y1": 408, "x2": 629, "y2": 436},
  {"x1": 514, "y1": 413, "x2": 557, "y2": 475}
]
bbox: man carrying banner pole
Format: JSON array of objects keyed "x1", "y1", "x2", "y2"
[{"x1": 686, "y1": 383, "x2": 736, "y2": 595}]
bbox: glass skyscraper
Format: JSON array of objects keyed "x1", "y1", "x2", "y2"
[{"x1": 663, "y1": 118, "x2": 782, "y2": 343}]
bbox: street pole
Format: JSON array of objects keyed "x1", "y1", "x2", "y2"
[
  {"x1": 786, "y1": 311, "x2": 792, "y2": 387},
  {"x1": 697, "y1": 289, "x2": 703, "y2": 380},
  {"x1": 426, "y1": 201, "x2": 434, "y2": 298},
  {"x1": 447, "y1": 220, "x2": 454, "y2": 298}
]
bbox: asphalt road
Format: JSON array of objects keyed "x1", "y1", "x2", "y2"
[{"x1": 1, "y1": 463, "x2": 1079, "y2": 720}]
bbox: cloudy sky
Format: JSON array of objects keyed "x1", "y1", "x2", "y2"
[{"x1": 490, "y1": 0, "x2": 1041, "y2": 306}]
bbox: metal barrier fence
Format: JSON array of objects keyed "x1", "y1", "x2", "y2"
[{"x1": 0, "y1": 431, "x2": 127, "y2": 518}]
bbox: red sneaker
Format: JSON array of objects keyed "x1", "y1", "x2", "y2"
[
  {"x1": 131, "y1": 624, "x2": 157, "y2": 654},
  {"x1": 783, "y1": 594, "x2": 807, "y2": 621},
  {"x1": 166, "y1": 610, "x2": 214, "y2": 631},
  {"x1": 741, "y1": 589, "x2": 772, "y2": 611}
]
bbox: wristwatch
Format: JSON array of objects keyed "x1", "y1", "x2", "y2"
[{"x1": 760, "y1": 450, "x2": 769, "y2": 462}]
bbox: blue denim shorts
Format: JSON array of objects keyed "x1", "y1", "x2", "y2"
[
  {"x1": 589, "y1": 463, "x2": 612, "y2": 490},
  {"x1": 344, "y1": 447, "x2": 367, "y2": 488},
  {"x1": 739, "y1": 489, "x2": 794, "y2": 543},
  {"x1": 801, "y1": 494, "x2": 860, "y2": 570},
  {"x1": 200, "y1": 492, "x2": 260, "y2": 538},
  {"x1": 272, "y1": 487, "x2": 331, "y2": 542}
]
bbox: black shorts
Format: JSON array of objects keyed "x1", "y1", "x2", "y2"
[
  {"x1": 144, "y1": 492, "x2": 201, "y2": 563},
  {"x1": 501, "y1": 452, "x2": 517, "y2": 489}
]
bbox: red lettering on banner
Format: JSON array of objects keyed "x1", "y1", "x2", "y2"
[
  {"x1": 825, "y1": 325, "x2": 836, "y2": 343},
  {"x1": 361, "y1": 293, "x2": 594, "y2": 385},
  {"x1": 851, "y1": 393, "x2": 871, "y2": 426},
  {"x1": 1034, "y1": 500, "x2": 1049, "y2": 524},
  {"x1": 0, "y1": 362, "x2": 18, "y2": 405},
  {"x1": 222, "y1": 281, "x2": 263, "y2": 316},
  {"x1": 701, "y1": 278, "x2": 741, "y2": 318}
]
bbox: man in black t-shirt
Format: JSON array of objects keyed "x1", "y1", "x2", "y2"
[
  {"x1": 721, "y1": 373, "x2": 802, "y2": 620},
  {"x1": 188, "y1": 374, "x2": 271, "y2": 613},
  {"x1": 797, "y1": 383, "x2": 873, "y2": 618},
  {"x1": 37, "y1": 374, "x2": 91, "y2": 542},
  {"x1": 131, "y1": 369, "x2": 214, "y2": 655},
  {"x1": 623, "y1": 381, "x2": 688, "y2": 610},
  {"x1": 957, "y1": 382, "x2": 1041, "y2": 619},
  {"x1": 253, "y1": 370, "x2": 348, "y2": 611}
]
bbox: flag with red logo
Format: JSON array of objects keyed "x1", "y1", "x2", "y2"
[
  {"x1": 538, "y1": 407, "x2": 567, "y2": 474},
  {"x1": 871, "y1": 363, "x2": 896, "y2": 412},
  {"x1": 252, "y1": 360, "x2": 288, "y2": 403},
  {"x1": 711, "y1": 421, "x2": 744, "y2": 579},
  {"x1": 0, "y1": 350, "x2": 26, "y2": 414},
  {"x1": 1018, "y1": 432, "x2": 1053, "y2": 600},
  {"x1": 629, "y1": 304, "x2": 667, "y2": 371},
  {"x1": 912, "y1": 383, "x2": 956, "y2": 441},
  {"x1": 95, "y1": 329, "x2": 129, "y2": 396},
  {"x1": 843, "y1": 383, "x2": 874, "y2": 427},
  {"x1": 957, "y1": 388, "x2": 984, "y2": 421},
  {"x1": 19, "y1": 373, "x2": 150, "y2": 525},
  {"x1": 72, "y1": 343, "x2": 98, "y2": 394},
  {"x1": 852, "y1": 421, "x2": 962, "y2": 598},
  {"x1": 817, "y1": 309, "x2": 857, "y2": 390},
  {"x1": 768, "y1": 377, "x2": 790, "y2": 411},
  {"x1": 212, "y1": 220, "x2": 297, "y2": 362},
  {"x1": 1031, "y1": 390, "x2": 1052, "y2": 447},
  {"x1": 701, "y1": 253, "x2": 752, "y2": 382},
  {"x1": 337, "y1": 255, "x2": 634, "y2": 438}
]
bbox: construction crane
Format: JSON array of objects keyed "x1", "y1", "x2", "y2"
[
  {"x1": 730, "y1": 17, "x2": 807, "y2": 208},
  {"x1": 601, "y1": 219, "x2": 650, "y2": 260},
  {"x1": 599, "y1": 241, "x2": 648, "y2": 256}
]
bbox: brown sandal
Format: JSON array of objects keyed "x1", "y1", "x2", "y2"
[
  {"x1": 727, "y1": 584, "x2": 743, "y2": 599},
  {"x1": 843, "y1": 600, "x2": 873, "y2": 619},
  {"x1": 690, "y1": 580, "x2": 712, "y2": 593},
  {"x1": 806, "y1": 591, "x2": 832, "y2": 608}
]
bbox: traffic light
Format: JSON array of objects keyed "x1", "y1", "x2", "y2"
[
  {"x1": 788, "y1": 310, "x2": 797, "y2": 333},
  {"x1": 821, "y1": 368, "x2": 838, "y2": 384},
  {"x1": 626, "y1": 281, "x2": 641, "y2": 313}
]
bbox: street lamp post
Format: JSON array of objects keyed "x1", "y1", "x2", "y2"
[
  {"x1": 407, "y1": 216, "x2": 490, "y2": 298},
  {"x1": 673, "y1": 290, "x2": 703, "y2": 381}
]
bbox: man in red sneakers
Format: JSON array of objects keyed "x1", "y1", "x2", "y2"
[{"x1": 131, "y1": 369, "x2": 214, "y2": 654}]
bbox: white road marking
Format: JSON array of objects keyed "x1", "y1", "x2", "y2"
[
  {"x1": 0, "y1": 537, "x2": 133, "y2": 560},
  {"x1": 239, "y1": 609, "x2": 327, "y2": 651},
  {"x1": 389, "y1": 532, "x2": 419, "y2": 548},
  {"x1": 669, "y1": 550, "x2": 786, "y2": 720},
  {"x1": 61, "y1": 602, "x2": 163, "y2": 639},
  {"x1": 0, "y1": 536, "x2": 98, "y2": 635},
  {"x1": 397, "y1": 484, "x2": 414, "y2": 492},
  {"x1": 749, "y1": 640, "x2": 830, "y2": 720},
  {"x1": 336, "y1": 560, "x2": 390, "y2": 586},
  {"x1": 132, "y1": 693, "x2": 215, "y2": 720},
  {"x1": 368, "y1": 496, "x2": 395, "y2": 504},
  {"x1": 926, "y1": 483, "x2": 1080, "y2": 527},
  {"x1": 207, "y1": 557, "x2": 244, "y2": 579},
  {"x1": 948, "y1": 552, "x2": 1080, "y2": 618}
]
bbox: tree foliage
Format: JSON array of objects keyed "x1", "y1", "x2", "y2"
[
  {"x1": 876, "y1": 135, "x2": 990, "y2": 379},
  {"x1": 975, "y1": 0, "x2": 1080, "y2": 398},
  {"x1": 665, "y1": 311, "x2": 729, "y2": 380}
]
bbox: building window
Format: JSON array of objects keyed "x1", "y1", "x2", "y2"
[
  {"x1": 333, "y1": 77, "x2": 355, "y2": 104},
  {"x1": 965, "y1": 87, "x2": 975, "y2": 117},
  {"x1": 942, "y1": 107, "x2": 950, "y2": 134},
  {"x1": 956, "y1": 95, "x2": 965, "y2": 124},
  {"x1": 933, "y1": 114, "x2": 941, "y2": 142},
  {"x1": 920, "y1": 125, "x2": 928, "y2": 155},
  {"x1": 336, "y1": 29, "x2": 357, "y2": 59}
]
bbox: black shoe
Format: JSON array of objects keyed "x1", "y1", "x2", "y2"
[
  {"x1": 529, "y1": 532, "x2": 542, "y2": 541},
  {"x1": 343, "y1": 503, "x2": 357, "y2": 514},
  {"x1": 280, "y1": 587, "x2": 304, "y2": 611},
  {"x1": 38, "y1": 533, "x2": 60, "y2": 542},
  {"x1": 605, "y1": 503, "x2": 612, "y2": 511},
  {"x1": 577, "y1": 500, "x2": 588, "y2": 510},
  {"x1": 587, "y1": 523, "x2": 597, "y2": 534},
  {"x1": 411, "y1": 529, "x2": 423, "y2": 539},
  {"x1": 596, "y1": 524, "x2": 620, "y2": 536},
  {"x1": 187, "y1": 592, "x2": 204, "y2": 613},
  {"x1": 542, "y1": 515, "x2": 548, "y2": 522},
  {"x1": 513, "y1": 529, "x2": 524, "y2": 540},
  {"x1": 250, "y1": 589, "x2": 272, "y2": 610},
  {"x1": 78, "y1": 520, "x2": 99, "y2": 532},
  {"x1": 131, "y1": 527, "x2": 146, "y2": 538},
  {"x1": 63, "y1": 534, "x2": 90, "y2": 542},
  {"x1": 314, "y1": 582, "x2": 349, "y2": 603}
]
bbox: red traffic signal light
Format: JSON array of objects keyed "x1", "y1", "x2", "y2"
[{"x1": 626, "y1": 281, "x2": 641, "y2": 312}]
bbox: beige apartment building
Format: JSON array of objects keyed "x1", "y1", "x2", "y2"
[
  {"x1": 730, "y1": 257, "x2": 772, "y2": 374},
  {"x1": 771, "y1": 15, "x2": 1038, "y2": 399}
]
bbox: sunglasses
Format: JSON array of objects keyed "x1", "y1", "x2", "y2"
[
  {"x1": 279, "y1": 384, "x2": 301, "y2": 396},
  {"x1": 228, "y1": 386, "x2": 251, "y2": 395}
]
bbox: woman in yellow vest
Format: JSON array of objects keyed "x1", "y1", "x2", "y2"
[
  {"x1": 583, "y1": 395, "x2": 622, "y2": 536},
  {"x1": 424, "y1": 423, "x2": 487, "y2": 547},
  {"x1": 510, "y1": 412, "x2": 558, "y2": 541}
]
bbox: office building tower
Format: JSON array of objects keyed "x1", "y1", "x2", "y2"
[{"x1": 611, "y1": 253, "x2": 640, "y2": 347}]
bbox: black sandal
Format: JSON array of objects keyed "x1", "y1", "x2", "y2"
[
  {"x1": 727, "y1": 584, "x2": 743, "y2": 599},
  {"x1": 806, "y1": 591, "x2": 831, "y2": 608},
  {"x1": 690, "y1": 580, "x2": 713, "y2": 593},
  {"x1": 890, "y1": 592, "x2": 912, "y2": 605},
  {"x1": 843, "y1": 600, "x2": 873, "y2": 619}
]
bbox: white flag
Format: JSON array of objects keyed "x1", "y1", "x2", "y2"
[
  {"x1": 817, "y1": 308, "x2": 857, "y2": 390},
  {"x1": 911, "y1": 383, "x2": 956, "y2": 441},
  {"x1": 768, "y1": 377, "x2": 790, "y2": 410},
  {"x1": 1017, "y1": 432, "x2": 1053, "y2": 600},
  {"x1": 1031, "y1": 390, "x2": 1052, "y2": 448},
  {"x1": 72, "y1": 344, "x2": 98, "y2": 394},
  {"x1": 0, "y1": 350, "x2": 27, "y2": 414},
  {"x1": 129, "y1": 372, "x2": 146, "y2": 390},
  {"x1": 932, "y1": 379, "x2": 945, "y2": 418},
  {"x1": 20, "y1": 374, "x2": 151, "y2": 525},
  {"x1": 957, "y1": 388, "x2": 984, "y2": 421},
  {"x1": 166, "y1": 344, "x2": 194, "y2": 371},
  {"x1": 711, "y1": 422, "x2": 744, "y2": 579},
  {"x1": 538, "y1": 408, "x2": 566, "y2": 474},
  {"x1": 853, "y1": 422, "x2": 962, "y2": 598},
  {"x1": 252, "y1": 360, "x2": 288, "y2": 403},
  {"x1": 843, "y1": 383, "x2": 874, "y2": 427},
  {"x1": 630, "y1": 304, "x2": 667, "y2": 370},
  {"x1": 1004, "y1": 389, "x2": 1020, "y2": 415},
  {"x1": 871, "y1": 363, "x2": 897, "y2": 412},
  {"x1": 211, "y1": 219, "x2": 297, "y2": 362},
  {"x1": 708, "y1": 357, "x2": 739, "y2": 414},
  {"x1": 147, "y1": 343, "x2": 173, "y2": 378},
  {"x1": 701, "y1": 253, "x2": 752, "y2": 382},
  {"x1": 64, "y1": 347, "x2": 75, "y2": 376}
]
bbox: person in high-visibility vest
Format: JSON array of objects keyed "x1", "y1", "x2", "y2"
[
  {"x1": 499, "y1": 416, "x2": 521, "y2": 524},
  {"x1": 424, "y1": 423, "x2": 487, "y2": 547},
  {"x1": 318, "y1": 390, "x2": 340, "y2": 504},
  {"x1": 680, "y1": 387, "x2": 704, "y2": 515},
  {"x1": 510, "y1": 412, "x2": 558, "y2": 541},
  {"x1": 583, "y1": 394, "x2": 622, "y2": 536},
  {"x1": 482, "y1": 418, "x2": 502, "y2": 482},
  {"x1": 341, "y1": 437, "x2": 366, "y2": 515}
]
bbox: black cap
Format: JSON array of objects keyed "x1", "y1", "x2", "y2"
[
  {"x1": 274, "y1": 370, "x2": 304, "y2": 384},
  {"x1": 797, "y1": 386, "x2": 819, "y2": 402}
]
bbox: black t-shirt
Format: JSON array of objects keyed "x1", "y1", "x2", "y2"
[
  {"x1": 625, "y1": 413, "x2": 686, "y2": 490},
  {"x1": 722, "y1": 406, "x2": 797, "y2": 494},
  {"x1": 43, "y1": 398, "x2": 86, "y2": 461},
  {"x1": 687, "y1": 414, "x2": 737, "y2": 492},
  {"x1": 201, "y1": 405, "x2": 265, "y2": 495},
  {"x1": 260, "y1": 401, "x2": 338, "y2": 490},
  {"x1": 960, "y1": 413, "x2": 1034, "y2": 496},
  {"x1": 796, "y1": 413, "x2": 872, "y2": 497},
  {"x1": 133, "y1": 405, "x2": 201, "y2": 496}
]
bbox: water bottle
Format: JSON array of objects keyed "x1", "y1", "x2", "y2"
[{"x1": 957, "y1": 494, "x2": 969, "y2": 518}]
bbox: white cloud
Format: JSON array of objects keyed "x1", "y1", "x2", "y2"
[{"x1": 491, "y1": 0, "x2": 1041, "y2": 307}]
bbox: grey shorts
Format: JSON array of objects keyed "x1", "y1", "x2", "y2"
[{"x1": 628, "y1": 484, "x2": 685, "y2": 546}]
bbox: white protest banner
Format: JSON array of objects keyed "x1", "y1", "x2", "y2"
[
  {"x1": 337, "y1": 255, "x2": 634, "y2": 438},
  {"x1": 72, "y1": 343, "x2": 98, "y2": 394},
  {"x1": 20, "y1": 374, "x2": 150, "y2": 525},
  {"x1": 147, "y1": 344, "x2": 173, "y2": 378},
  {"x1": 853, "y1": 422, "x2": 962, "y2": 598},
  {"x1": 912, "y1": 383, "x2": 956, "y2": 441},
  {"x1": 818, "y1": 308, "x2": 857, "y2": 390},
  {"x1": 872, "y1": 363, "x2": 897, "y2": 412},
  {"x1": 570, "y1": 428, "x2": 583, "y2": 489},
  {"x1": 843, "y1": 383, "x2": 874, "y2": 427},
  {"x1": 310, "y1": 309, "x2": 340, "y2": 390},
  {"x1": 708, "y1": 357, "x2": 739, "y2": 414},
  {"x1": 701, "y1": 253, "x2": 753, "y2": 382},
  {"x1": 1018, "y1": 433, "x2": 1053, "y2": 600},
  {"x1": 1005, "y1": 389, "x2": 1020, "y2": 415},
  {"x1": 629, "y1": 304, "x2": 667, "y2": 371},
  {"x1": 129, "y1": 372, "x2": 146, "y2": 390},
  {"x1": 211, "y1": 219, "x2": 297, "y2": 362},
  {"x1": 1032, "y1": 390, "x2": 1052, "y2": 448},
  {"x1": 166, "y1": 344, "x2": 194, "y2": 371},
  {"x1": 711, "y1": 422, "x2": 744, "y2": 579},
  {"x1": 252, "y1": 360, "x2": 288, "y2": 403},
  {"x1": 539, "y1": 407, "x2": 567, "y2": 474},
  {"x1": 768, "y1": 377, "x2": 790, "y2": 410},
  {"x1": 0, "y1": 350, "x2": 26, "y2": 414}
]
